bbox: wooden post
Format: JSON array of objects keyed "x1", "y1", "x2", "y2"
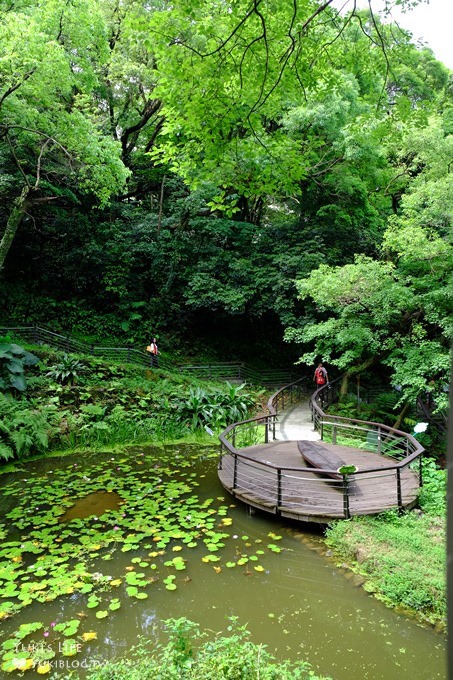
[
  {"x1": 342, "y1": 475, "x2": 350, "y2": 519},
  {"x1": 396, "y1": 468, "x2": 402, "y2": 509},
  {"x1": 233, "y1": 455, "x2": 238, "y2": 489},
  {"x1": 277, "y1": 468, "x2": 282, "y2": 509}
]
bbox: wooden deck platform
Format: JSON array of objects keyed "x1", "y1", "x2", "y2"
[{"x1": 218, "y1": 439, "x2": 420, "y2": 523}]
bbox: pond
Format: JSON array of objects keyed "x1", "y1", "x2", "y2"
[{"x1": 0, "y1": 445, "x2": 446, "y2": 679}]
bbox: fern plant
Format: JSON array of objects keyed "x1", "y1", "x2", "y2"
[{"x1": 0, "y1": 394, "x2": 55, "y2": 461}]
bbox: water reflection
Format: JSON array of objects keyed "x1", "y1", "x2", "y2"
[{"x1": 59, "y1": 491, "x2": 124, "y2": 522}]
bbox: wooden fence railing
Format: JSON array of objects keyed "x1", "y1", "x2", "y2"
[{"x1": 0, "y1": 325, "x2": 302, "y2": 388}]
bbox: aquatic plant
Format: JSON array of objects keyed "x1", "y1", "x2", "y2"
[
  {"x1": 83, "y1": 617, "x2": 327, "y2": 680},
  {"x1": 0, "y1": 446, "x2": 285, "y2": 674}
]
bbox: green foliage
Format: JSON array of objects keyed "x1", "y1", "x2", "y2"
[
  {"x1": 327, "y1": 389, "x2": 402, "y2": 427},
  {"x1": 289, "y1": 221, "x2": 451, "y2": 410},
  {"x1": 1, "y1": 0, "x2": 451, "y2": 381},
  {"x1": 0, "y1": 342, "x2": 39, "y2": 393},
  {"x1": 325, "y1": 506, "x2": 446, "y2": 627},
  {"x1": 0, "y1": 0, "x2": 130, "y2": 269},
  {"x1": 0, "y1": 394, "x2": 54, "y2": 461},
  {"x1": 45, "y1": 354, "x2": 88, "y2": 386},
  {"x1": 327, "y1": 397, "x2": 369, "y2": 421},
  {"x1": 337, "y1": 465, "x2": 357, "y2": 475},
  {"x1": 418, "y1": 458, "x2": 447, "y2": 515},
  {"x1": 85, "y1": 617, "x2": 328, "y2": 680},
  {"x1": 0, "y1": 346, "x2": 263, "y2": 456},
  {"x1": 173, "y1": 383, "x2": 256, "y2": 431},
  {"x1": 149, "y1": 0, "x2": 441, "y2": 214}
]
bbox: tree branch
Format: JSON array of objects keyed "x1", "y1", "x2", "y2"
[
  {"x1": 6, "y1": 133, "x2": 31, "y2": 188},
  {"x1": 122, "y1": 99, "x2": 162, "y2": 158},
  {"x1": 0, "y1": 69, "x2": 36, "y2": 110}
]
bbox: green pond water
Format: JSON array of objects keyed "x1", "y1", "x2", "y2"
[{"x1": 0, "y1": 445, "x2": 446, "y2": 679}]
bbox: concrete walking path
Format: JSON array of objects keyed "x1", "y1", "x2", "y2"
[{"x1": 273, "y1": 399, "x2": 321, "y2": 441}]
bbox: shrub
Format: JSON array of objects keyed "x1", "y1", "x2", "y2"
[
  {"x1": 46, "y1": 354, "x2": 88, "y2": 385},
  {"x1": 0, "y1": 342, "x2": 39, "y2": 393},
  {"x1": 418, "y1": 458, "x2": 447, "y2": 515},
  {"x1": 0, "y1": 394, "x2": 55, "y2": 461},
  {"x1": 85, "y1": 617, "x2": 329, "y2": 680},
  {"x1": 173, "y1": 383, "x2": 256, "y2": 431}
]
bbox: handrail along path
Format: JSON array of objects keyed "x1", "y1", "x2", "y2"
[{"x1": 218, "y1": 377, "x2": 424, "y2": 523}]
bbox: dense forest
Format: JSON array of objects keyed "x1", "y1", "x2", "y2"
[
  {"x1": 1, "y1": 0, "x2": 451, "y2": 410},
  {"x1": 0, "y1": 3, "x2": 450, "y2": 675}
]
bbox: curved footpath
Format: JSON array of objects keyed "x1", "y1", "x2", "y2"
[{"x1": 273, "y1": 399, "x2": 321, "y2": 441}]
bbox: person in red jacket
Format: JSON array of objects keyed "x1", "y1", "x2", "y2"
[
  {"x1": 314, "y1": 362, "x2": 328, "y2": 387},
  {"x1": 147, "y1": 337, "x2": 159, "y2": 367}
]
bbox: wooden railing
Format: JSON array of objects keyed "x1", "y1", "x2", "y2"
[
  {"x1": 219, "y1": 376, "x2": 425, "y2": 520},
  {"x1": 312, "y1": 379, "x2": 423, "y2": 462},
  {"x1": 219, "y1": 376, "x2": 310, "y2": 450}
]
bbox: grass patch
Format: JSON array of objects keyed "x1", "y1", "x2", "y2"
[
  {"x1": 325, "y1": 431, "x2": 447, "y2": 629},
  {"x1": 325, "y1": 510, "x2": 446, "y2": 628}
]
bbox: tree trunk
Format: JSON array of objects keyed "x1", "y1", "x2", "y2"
[
  {"x1": 0, "y1": 185, "x2": 30, "y2": 271},
  {"x1": 340, "y1": 373, "x2": 350, "y2": 397},
  {"x1": 392, "y1": 401, "x2": 411, "y2": 431},
  {"x1": 339, "y1": 357, "x2": 376, "y2": 398},
  {"x1": 157, "y1": 175, "x2": 165, "y2": 233}
]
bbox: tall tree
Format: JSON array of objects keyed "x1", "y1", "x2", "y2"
[
  {"x1": 286, "y1": 117, "x2": 452, "y2": 409},
  {"x1": 144, "y1": 1, "x2": 438, "y2": 223},
  {"x1": 0, "y1": 0, "x2": 129, "y2": 270}
]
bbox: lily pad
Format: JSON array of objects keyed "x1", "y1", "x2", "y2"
[
  {"x1": 96, "y1": 610, "x2": 109, "y2": 619},
  {"x1": 109, "y1": 599, "x2": 121, "y2": 611},
  {"x1": 54, "y1": 619, "x2": 80, "y2": 636},
  {"x1": 165, "y1": 583, "x2": 177, "y2": 591},
  {"x1": 134, "y1": 592, "x2": 148, "y2": 599},
  {"x1": 81, "y1": 632, "x2": 97, "y2": 642}
]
